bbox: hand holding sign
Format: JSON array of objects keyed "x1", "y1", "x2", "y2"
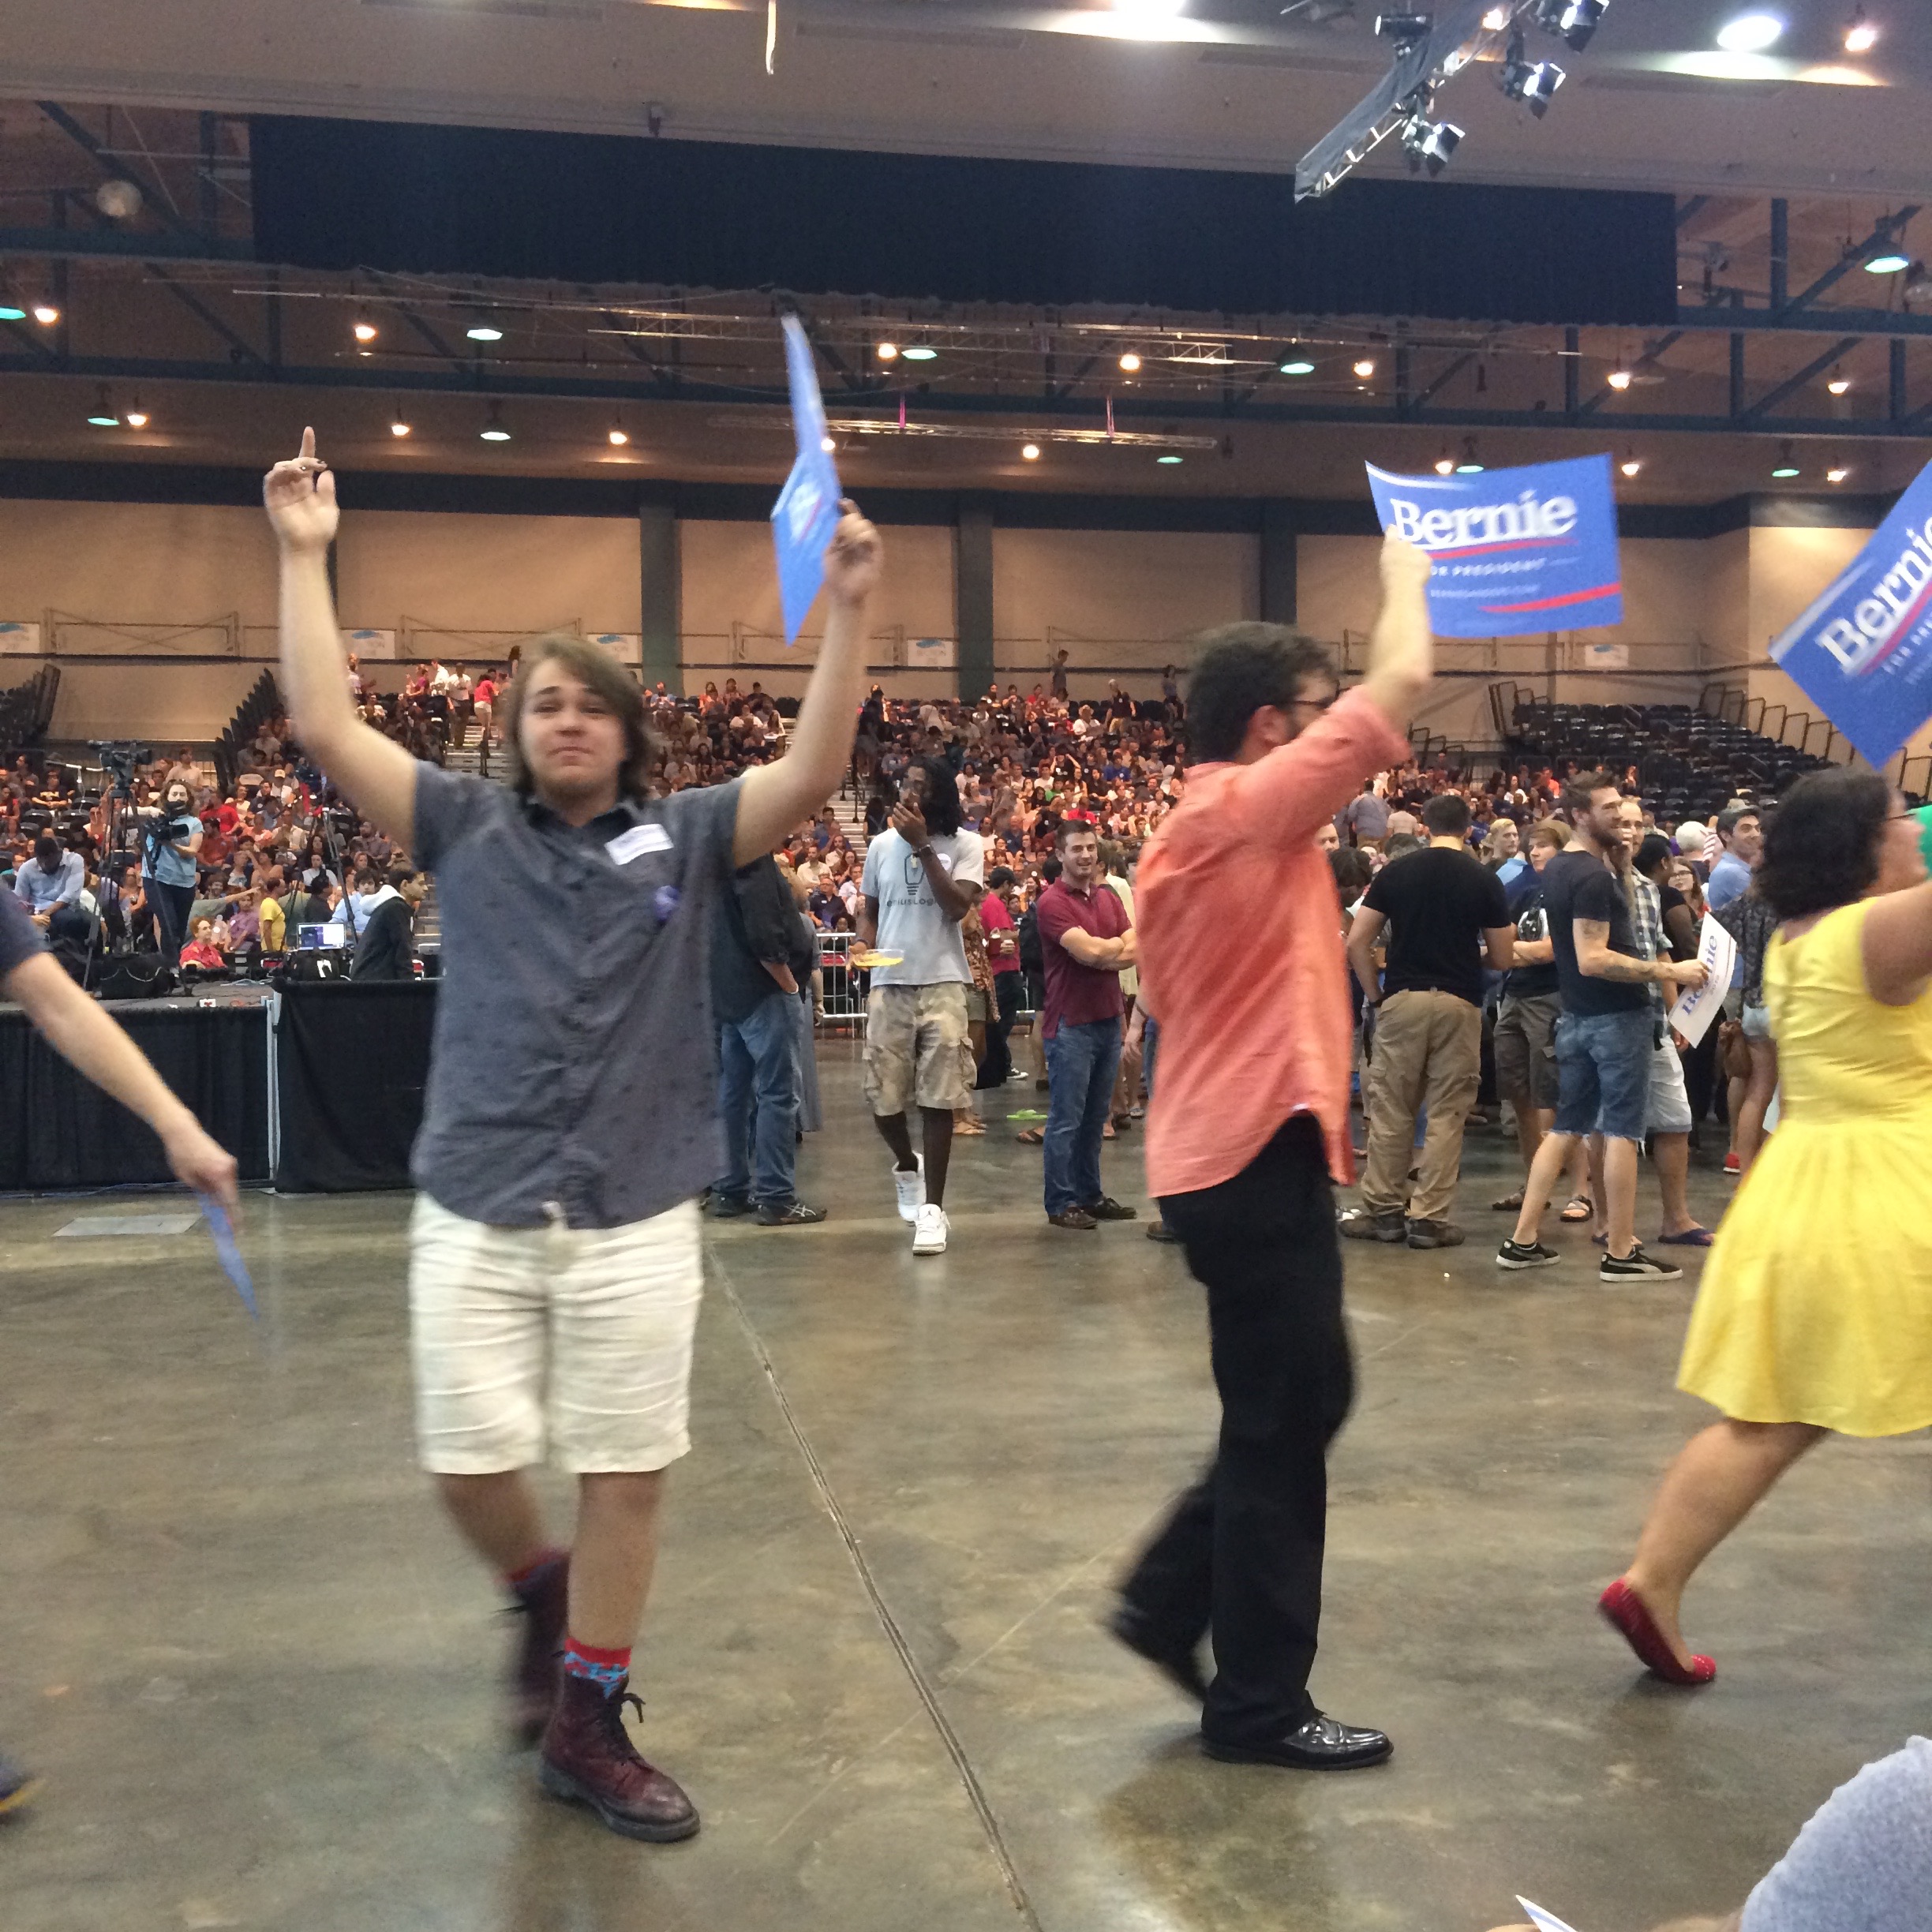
[
  {"x1": 771, "y1": 315, "x2": 846, "y2": 645},
  {"x1": 1366, "y1": 454, "x2": 1623, "y2": 638},
  {"x1": 1667, "y1": 916, "x2": 1735, "y2": 1047}
]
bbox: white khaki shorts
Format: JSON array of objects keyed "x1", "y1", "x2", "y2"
[
  {"x1": 408, "y1": 1193, "x2": 703, "y2": 1476},
  {"x1": 1645, "y1": 1033, "x2": 1694, "y2": 1136}
]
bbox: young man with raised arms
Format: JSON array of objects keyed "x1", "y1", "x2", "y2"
[{"x1": 264, "y1": 428, "x2": 880, "y2": 1843}]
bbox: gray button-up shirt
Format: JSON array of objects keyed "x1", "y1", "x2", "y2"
[{"x1": 411, "y1": 763, "x2": 743, "y2": 1229}]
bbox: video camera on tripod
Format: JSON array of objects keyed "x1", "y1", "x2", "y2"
[{"x1": 88, "y1": 740, "x2": 152, "y2": 793}]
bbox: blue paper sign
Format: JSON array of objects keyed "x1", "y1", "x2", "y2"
[
  {"x1": 1769, "y1": 458, "x2": 1932, "y2": 772},
  {"x1": 1366, "y1": 454, "x2": 1623, "y2": 637},
  {"x1": 200, "y1": 1195, "x2": 258, "y2": 1320},
  {"x1": 771, "y1": 316, "x2": 844, "y2": 645}
]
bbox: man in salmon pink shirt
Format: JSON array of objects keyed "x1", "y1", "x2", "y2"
[{"x1": 1107, "y1": 532, "x2": 1434, "y2": 1773}]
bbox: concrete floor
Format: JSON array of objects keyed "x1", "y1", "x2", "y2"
[{"x1": 4, "y1": 1047, "x2": 1929, "y2": 1932}]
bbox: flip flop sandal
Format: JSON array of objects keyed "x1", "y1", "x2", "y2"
[
  {"x1": 1657, "y1": 1226, "x2": 1715, "y2": 1246},
  {"x1": 1559, "y1": 1194, "x2": 1594, "y2": 1223},
  {"x1": 1016, "y1": 1127, "x2": 1045, "y2": 1144}
]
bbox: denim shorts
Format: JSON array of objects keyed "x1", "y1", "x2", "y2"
[{"x1": 1552, "y1": 1006, "x2": 1654, "y2": 1144}]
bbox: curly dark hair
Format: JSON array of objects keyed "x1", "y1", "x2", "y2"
[
  {"x1": 908, "y1": 754, "x2": 962, "y2": 837},
  {"x1": 1184, "y1": 623, "x2": 1336, "y2": 764},
  {"x1": 1755, "y1": 769, "x2": 1885, "y2": 921}
]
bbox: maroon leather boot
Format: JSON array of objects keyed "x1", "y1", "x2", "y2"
[{"x1": 537, "y1": 1674, "x2": 699, "y2": 1842}]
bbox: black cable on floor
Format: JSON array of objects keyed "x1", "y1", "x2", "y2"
[{"x1": 712, "y1": 1253, "x2": 1041, "y2": 1932}]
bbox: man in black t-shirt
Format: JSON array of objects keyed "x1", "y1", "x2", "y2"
[
  {"x1": 1499, "y1": 773, "x2": 1706, "y2": 1282},
  {"x1": 1342, "y1": 793, "x2": 1513, "y2": 1249}
]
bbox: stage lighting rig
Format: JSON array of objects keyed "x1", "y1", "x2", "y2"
[
  {"x1": 1500, "y1": 30, "x2": 1565, "y2": 113},
  {"x1": 1534, "y1": 0, "x2": 1605, "y2": 51},
  {"x1": 1376, "y1": 11, "x2": 1434, "y2": 42},
  {"x1": 1400, "y1": 109, "x2": 1464, "y2": 174}
]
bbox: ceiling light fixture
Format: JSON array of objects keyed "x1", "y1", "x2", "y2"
[
  {"x1": 1157, "y1": 454, "x2": 1185, "y2": 466},
  {"x1": 1608, "y1": 365, "x2": 1634, "y2": 390},
  {"x1": 1771, "y1": 441, "x2": 1799, "y2": 478},
  {"x1": 1844, "y1": 9, "x2": 1878, "y2": 53},
  {"x1": 1279, "y1": 356, "x2": 1316, "y2": 376},
  {"x1": 1482, "y1": 5, "x2": 1512, "y2": 28},
  {"x1": 124, "y1": 398, "x2": 149, "y2": 429},
  {"x1": 1828, "y1": 369, "x2": 1852, "y2": 395},
  {"x1": 1620, "y1": 456, "x2": 1642, "y2": 477},
  {"x1": 1715, "y1": 11, "x2": 1784, "y2": 52},
  {"x1": 1827, "y1": 465, "x2": 1852, "y2": 483},
  {"x1": 479, "y1": 404, "x2": 511, "y2": 443},
  {"x1": 353, "y1": 313, "x2": 378, "y2": 344},
  {"x1": 86, "y1": 386, "x2": 118, "y2": 429},
  {"x1": 1455, "y1": 437, "x2": 1485, "y2": 474},
  {"x1": 1354, "y1": 357, "x2": 1377, "y2": 378},
  {"x1": 1118, "y1": 351, "x2": 1143, "y2": 373},
  {"x1": 1435, "y1": 451, "x2": 1456, "y2": 475},
  {"x1": 1021, "y1": 443, "x2": 1041, "y2": 461},
  {"x1": 876, "y1": 341, "x2": 899, "y2": 361},
  {"x1": 900, "y1": 346, "x2": 937, "y2": 362},
  {"x1": 821, "y1": 436, "x2": 837, "y2": 455},
  {"x1": 31, "y1": 303, "x2": 59, "y2": 326},
  {"x1": 391, "y1": 414, "x2": 412, "y2": 438},
  {"x1": 466, "y1": 324, "x2": 505, "y2": 343},
  {"x1": 1399, "y1": 111, "x2": 1464, "y2": 176},
  {"x1": 0, "y1": 304, "x2": 25, "y2": 323},
  {"x1": 1866, "y1": 250, "x2": 1911, "y2": 275},
  {"x1": 608, "y1": 424, "x2": 629, "y2": 447}
]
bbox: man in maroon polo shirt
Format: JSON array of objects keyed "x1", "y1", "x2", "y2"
[{"x1": 1035, "y1": 812, "x2": 1137, "y2": 1230}]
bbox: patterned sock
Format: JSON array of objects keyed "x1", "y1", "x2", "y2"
[
  {"x1": 562, "y1": 1636, "x2": 631, "y2": 1697},
  {"x1": 503, "y1": 1548, "x2": 567, "y2": 1600}
]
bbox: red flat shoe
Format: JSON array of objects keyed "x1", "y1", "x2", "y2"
[{"x1": 1598, "y1": 1578, "x2": 1716, "y2": 1687}]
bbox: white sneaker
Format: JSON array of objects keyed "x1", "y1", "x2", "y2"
[
  {"x1": 912, "y1": 1203, "x2": 949, "y2": 1255},
  {"x1": 893, "y1": 1158, "x2": 925, "y2": 1223}
]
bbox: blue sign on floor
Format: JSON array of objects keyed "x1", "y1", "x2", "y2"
[
  {"x1": 1366, "y1": 454, "x2": 1623, "y2": 637},
  {"x1": 771, "y1": 316, "x2": 844, "y2": 646},
  {"x1": 1769, "y1": 459, "x2": 1932, "y2": 772}
]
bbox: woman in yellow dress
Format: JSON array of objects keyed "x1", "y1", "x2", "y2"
[{"x1": 1600, "y1": 767, "x2": 1932, "y2": 1685}]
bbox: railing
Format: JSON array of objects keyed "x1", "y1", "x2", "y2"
[{"x1": 47, "y1": 611, "x2": 241, "y2": 657}]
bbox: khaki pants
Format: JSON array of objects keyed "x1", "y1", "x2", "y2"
[{"x1": 1361, "y1": 989, "x2": 1482, "y2": 1223}]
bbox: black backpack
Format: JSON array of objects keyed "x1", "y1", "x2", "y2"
[{"x1": 1017, "y1": 905, "x2": 1043, "y2": 978}]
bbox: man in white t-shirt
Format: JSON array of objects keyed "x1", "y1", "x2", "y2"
[{"x1": 858, "y1": 755, "x2": 986, "y2": 1256}]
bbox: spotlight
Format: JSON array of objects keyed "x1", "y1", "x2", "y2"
[
  {"x1": 876, "y1": 341, "x2": 899, "y2": 361},
  {"x1": 1354, "y1": 357, "x2": 1377, "y2": 378},
  {"x1": 1375, "y1": 12, "x2": 1432, "y2": 42},
  {"x1": 1844, "y1": 8, "x2": 1878, "y2": 53},
  {"x1": 1866, "y1": 251, "x2": 1911, "y2": 275},
  {"x1": 353, "y1": 314, "x2": 379, "y2": 344},
  {"x1": 466, "y1": 324, "x2": 505, "y2": 343},
  {"x1": 1279, "y1": 357, "x2": 1316, "y2": 376},
  {"x1": 1500, "y1": 36, "x2": 1566, "y2": 114},
  {"x1": 1435, "y1": 451, "x2": 1455, "y2": 475},
  {"x1": 1535, "y1": 0, "x2": 1605, "y2": 51},
  {"x1": 124, "y1": 399, "x2": 149, "y2": 429},
  {"x1": 1716, "y1": 11, "x2": 1784, "y2": 52},
  {"x1": 1608, "y1": 366, "x2": 1634, "y2": 391},
  {"x1": 1828, "y1": 369, "x2": 1852, "y2": 395},
  {"x1": 391, "y1": 415, "x2": 412, "y2": 438},
  {"x1": 1620, "y1": 456, "x2": 1642, "y2": 477},
  {"x1": 480, "y1": 404, "x2": 511, "y2": 443},
  {"x1": 1399, "y1": 113, "x2": 1463, "y2": 176},
  {"x1": 31, "y1": 303, "x2": 59, "y2": 326},
  {"x1": 1455, "y1": 438, "x2": 1485, "y2": 474},
  {"x1": 1827, "y1": 465, "x2": 1852, "y2": 483},
  {"x1": 1021, "y1": 442, "x2": 1041, "y2": 461},
  {"x1": 900, "y1": 346, "x2": 937, "y2": 362},
  {"x1": 1119, "y1": 351, "x2": 1143, "y2": 373}
]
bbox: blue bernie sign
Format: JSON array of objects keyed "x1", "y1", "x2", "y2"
[
  {"x1": 1769, "y1": 459, "x2": 1932, "y2": 773},
  {"x1": 1366, "y1": 453, "x2": 1623, "y2": 638},
  {"x1": 770, "y1": 315, "x2": 844, "y2": 646}
]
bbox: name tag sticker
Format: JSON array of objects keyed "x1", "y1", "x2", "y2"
[{"x1": 606, "y1": 823, "x2": 672, "y2": 866}]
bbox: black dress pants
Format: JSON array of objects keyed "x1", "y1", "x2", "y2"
[
  {"x1": 976, "y1": 973, "x2": 1021, "y2": 1088},
  {"x1": 1121, "y1": 1114, "x2": 1354, "y2": 1745}
]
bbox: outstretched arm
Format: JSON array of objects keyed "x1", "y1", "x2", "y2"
[
  {"x1": 733, "y1": 503, "x2": 882, "y2": 865},
  {"x1": 5, "y1": 951, "x2": 238, "y2": 1209},
  {"x1": 1361, "y1": 532, "x2": 1434, "y2": 736},
  {"x1": 264, "y1": 429, "x2": 420, "y2": 845}
]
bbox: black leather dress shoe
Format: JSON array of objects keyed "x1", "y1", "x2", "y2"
[
  {"x1": 1105, "y1": 1605, "x2": 1209, "y2": 1702},
  {"x1": 1202, "y1": 1712, "x2": 1392, "y2": 1770}
]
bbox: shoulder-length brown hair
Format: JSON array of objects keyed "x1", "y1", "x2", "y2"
[{"x1": 499, "y1": 634, "x2": 657, "y2": 801}]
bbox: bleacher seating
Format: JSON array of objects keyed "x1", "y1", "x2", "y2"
[
  {"x1": 0, "y1": 664, "x2": 60, "y2": 760},
  {"x1": 212, "y1": 671, "x2": 283, "y2": 795},
  {"x1": 1499, "y1": 685, "x2": 1833, "y2": 821}
]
